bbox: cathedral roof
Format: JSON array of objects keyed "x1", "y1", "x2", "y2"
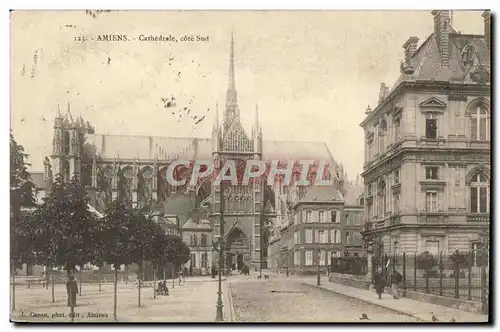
[{"x1": 86, "y1": 133, "x2": 334, "y2": 163}]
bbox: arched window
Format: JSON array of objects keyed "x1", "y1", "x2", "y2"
[
  {"x1": 63, "y1": 132, "x2": 70, "y2": 155},
  {"x1": 470, "y1": 173, "x2": 489, "y2": 213},
  {"x1": 470, "y1": 104, "x2": 489, "y2": 141},
  {"x1": 378, "y1": 180, "x2": 386, "y2": 217},
  {"x1": 462, "y1": 45, "x2": 477, "y2": 66}
]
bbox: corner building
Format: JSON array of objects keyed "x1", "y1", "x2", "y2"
[{"x1": 360, "y1": 11, "x2": 491, "y2": 258}]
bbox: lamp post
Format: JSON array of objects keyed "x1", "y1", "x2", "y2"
[
  {"x1": 317, "y1": 249, "x2": 321, "y2": 286},
  {"x1": 215, "y1": 155, "x2": 225, "y2": 322}
]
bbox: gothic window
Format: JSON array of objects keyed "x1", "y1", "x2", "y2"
[
  {"x1": 63, "y1": 160, "x2": 70, "y2": 182},
  {"x1": 470, "y1": 173, "x2": 489, "y2": 213},
  {"x1": 378, "y1": 180, "x2": 386, "y2": 217},
  {"x1": 470, "y1": 104, "x2": 489, "y2": 141},
  {"x1": 63, "y1": 132, "x2": 70, "y2": 155}
]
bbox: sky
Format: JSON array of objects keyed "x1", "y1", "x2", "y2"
[{"x1": 10, "y1": 10, "x2": 485, "y2": 177}]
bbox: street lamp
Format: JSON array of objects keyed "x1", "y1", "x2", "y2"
[
  {"x1": 317, "y1": 249, "x2": 321, "y2": 286},
  {"x1": 215, "y1": 155, "x2": 225, "y2": 322}
]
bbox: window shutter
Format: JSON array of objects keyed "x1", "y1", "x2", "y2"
[
  {"x1": 336, "y1": 231, "x2": 341, "y2": 243},
  {"x1": 336, "y1": 210, "x2": 340, "y2": 223},
  {"x1": 326, "y1": 210, "x2": 331, "y2": 222},
  {"x1": 312, "y1": 210, "x2": 317, "y2": 223},
  {"x1": 302, "y1": 210, "x2": 306, "y2": 223}
]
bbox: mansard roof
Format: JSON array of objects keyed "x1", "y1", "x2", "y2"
[
  {"x1": 391, "y1": 32, "x2": 490, "y2": 92},
  {"x1": 297, "y1": 185, "x2": 344, "y2": 204}
]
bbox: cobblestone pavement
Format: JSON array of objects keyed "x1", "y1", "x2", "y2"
[
  {"x1": 228, "y1": 275, "x2": 419, "y2": 322},
  {"x1": 11, "y1": 277, "x2": 231, "y2": 323}
]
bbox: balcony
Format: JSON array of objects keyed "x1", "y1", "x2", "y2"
[{"x1": 467, "y1": 213, "x2": 490, "y2": 223}]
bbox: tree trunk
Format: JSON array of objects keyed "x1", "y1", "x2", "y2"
[
  {"x1": 163, "y1": 267, "x2": 166, "y2": 280},
  {"x1": 113, "y1": 267, "x2": 118, "y2": 321},
  {"x1": 51, "y1": 268, "x2": 55, "y2": 303},
  {"x1": 138, "y1": 263, "x2": 142, "y2": 308},
  {"x1": 11, "y1": 266, "x2": 15, "y2": 312},
  {"x1": 98, "y1": 267, "x2": 102, "y2": 292},
  {"x1": 172, "y1": 264, "x2": 175, "y2": 289},
  {"x1": 79, "y1": 269, "x2": 82, "y2": 296},
  {"x1": 153, "y1": 267, "x2": 157, "y2": 299},
  {"x1": 45, "y1": 266, "x2": 49, "y2": 289},
  {"x1": 125, "y1": 266, "x2": 128, "y2": 286}
]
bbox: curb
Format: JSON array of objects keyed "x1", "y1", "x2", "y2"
[
  {"x1": 301, "y1": 282, "x2": 427, "y2": 322},
  {"x1": 225, "y1": 282, "x2": 237, "y2": 322}
]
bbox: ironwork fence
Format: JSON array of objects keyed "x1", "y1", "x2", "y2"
[
  {"x1": 373, "y1": 250, "x2": 489, "y2": 314},
  {"x1": 330, "y1": 256, "x2": 368, "y2": 276},
  {"x1": 329, "y1": 249, "x2": 489, "y2": 314}
]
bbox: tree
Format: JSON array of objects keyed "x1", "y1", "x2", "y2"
[
  {"x1": 128, "y1": 212, "x2": 158, "y2": 307},
  {"x1": 101, "y1": 200, "x2": 138, "y2": 321},
  {"x1": 10, "y1": 133, "x2": 36, "y2": 312},
  {"x1": 416, "y1": 251, "x2": 438, "y2": 272},
  {"x1": 29, "y1": 174, "x2": 97, "y2": 303},
  {"x1": 147, "y1": 228, "x2": 170, "y2": 299},
  {"x1": 168, "y1": 234, "x2": 190, "y2": 280}
]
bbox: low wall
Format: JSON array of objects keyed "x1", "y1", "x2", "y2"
[
  {"x1": 328, "y1": 272, "x2": 371, "y2": 289},
  {"x1": 400, "y1": 289, "x2": 483, "y2": 314},
  {"x1": 328, "y1": 273, "x2": 484, "y2": 314}
]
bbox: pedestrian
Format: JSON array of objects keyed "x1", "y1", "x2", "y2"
[
  {"x1": 373, "y1": 267, "x2": 385, "y2": 300},
  {"x1": 391, "y1": 269, "x2": 402, "y2": 299},
  {"x1": 189, "y1": 265, "x2": 193, "y2": 276},
  {"x1": 66, "y1": 276, "x2": 78, "y2": 307}
]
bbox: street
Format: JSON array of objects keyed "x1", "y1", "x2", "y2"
[{"x1": 228, "y1": 275, "x2": 419, "y2": 322}]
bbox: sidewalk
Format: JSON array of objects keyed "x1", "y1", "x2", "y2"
[
  {"x1": 299, "y1": 277, "x2": 488, "y2": 322},
  {"x1": 11, "y1": 279, "x2": 233, "y2": 323}
]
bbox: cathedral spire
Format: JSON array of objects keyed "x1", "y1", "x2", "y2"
[
  {"x1": 225, "y1": 32, "x2": 238, "y2": 108},
  {"x1": 214, "y1": 101, "x2": 220, "y2": 130},
  {"x1": 252, "y1": 103, "x2": 259, "y2": 138}
]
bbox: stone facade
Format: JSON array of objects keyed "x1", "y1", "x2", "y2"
[{"x1": 360, "y1": 11, "x2": 491, "y2": 258}]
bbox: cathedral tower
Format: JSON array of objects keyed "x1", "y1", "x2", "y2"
[{"x1": 50, "y1": 102, "x2": 85, "y2": 183}]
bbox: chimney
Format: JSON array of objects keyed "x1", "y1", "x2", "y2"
[
  {"x1": 482, "y1": 11, "x2": 491, "y2": 50},
  {"x1": 432, "y1": 10, "x2": 452, "y2": 67},
  {"x1": 378, "y1": 82, "x2": 389, "y2": 104},
  {"x1": 403, "y1": 36, "x2": 419, "y2": 65}
]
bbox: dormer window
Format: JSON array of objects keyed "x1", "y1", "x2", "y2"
[{"x1": 462, "y1": 45, "x2": 477, "y2": 67}]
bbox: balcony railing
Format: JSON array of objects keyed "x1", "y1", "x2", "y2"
[{"x1": 467, "y1": 214, "x2": 490, "y2": 223}]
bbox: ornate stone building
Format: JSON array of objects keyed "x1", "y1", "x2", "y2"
[
  {"x1": 360, "y1": 11, "x2": 491, "y2": 259},
  {"x1": 41, "y1": 35, "x2": 347, "y2": 272}
]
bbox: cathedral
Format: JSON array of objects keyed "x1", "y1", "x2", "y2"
[{"x1": 41, "y1": 35, "x2": 347, "y2": 273}]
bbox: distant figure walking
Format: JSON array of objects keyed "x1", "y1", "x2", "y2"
[
  {"x1": 373, "y1": 267, "x2": 385, "y2": 300},
  {"x1": 66, "y1": 276, "x2": 79, "y2": 307},
  {"x1": 391, "y1": 269, "x2": 402, "y2": 299}
]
